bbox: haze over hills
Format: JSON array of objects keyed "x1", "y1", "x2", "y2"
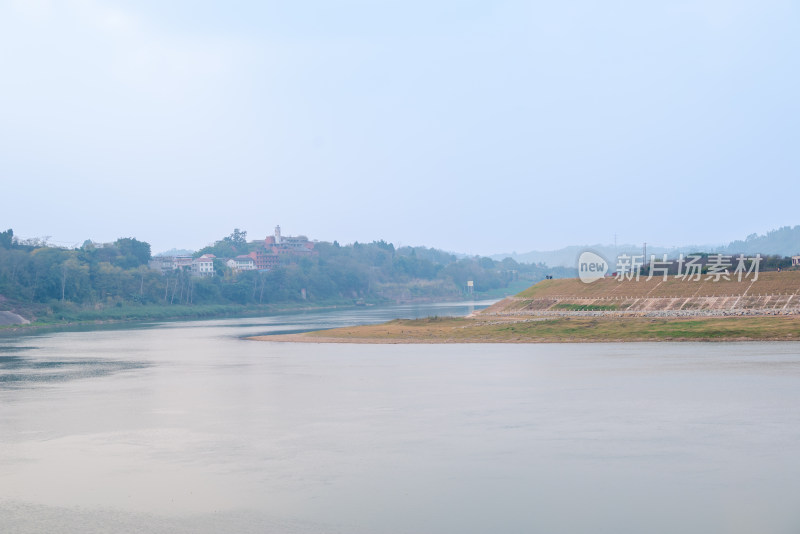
[
  {"x1": 156, "y1": 248, "x2": 195, "y2": 257},
  {"x1": 493, "y1": 225, "x2": 800, "y2": 267},
  {"x1": 157, "y1": 225, "x2": 800, "y2": 270}
]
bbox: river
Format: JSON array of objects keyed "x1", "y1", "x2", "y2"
[{"x1": 2, "y1": 301, "x2": 800, "y2": 533}]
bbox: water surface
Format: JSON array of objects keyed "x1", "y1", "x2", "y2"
[{"x1": 1, "y1": 302, "x2": 799, "y2": 533}]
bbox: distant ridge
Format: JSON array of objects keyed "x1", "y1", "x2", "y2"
[
  {"x1": 155, "y1": 248, "x2": 195, "y2": 257},
  {"x1": 491, "y1": 244, "x2": 714, "y2": 269},
  {"x1": 493, "y1": 225, "x2": 800, "y2": 267}
]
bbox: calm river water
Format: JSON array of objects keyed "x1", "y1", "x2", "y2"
[{"x1": 2, "y1": 301, "x2": 800, "y2": 533}]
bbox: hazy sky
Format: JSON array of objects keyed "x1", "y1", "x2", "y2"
[{"x1": 1, "y1": 0, "x2": 798, "y2": 255}]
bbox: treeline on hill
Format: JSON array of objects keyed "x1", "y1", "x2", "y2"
[
  {"x1": 723, "y1": 225, "x2": 800, "y2": 257},
  {"x1": 0, "y1": 228, "x2": 571, "y2": 321}
]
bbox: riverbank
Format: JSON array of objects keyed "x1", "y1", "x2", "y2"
[
  {"x1": 0, "y1": 294, "x2": 499, "y2": 335},
  {"x1": 0, "y1": 276, "x2": 534, "y2": 334},
  {"x1": 0, "y1": 300, "x2": 371, "y2": 335},
  {"x1": 252, "y1": 315, "x2": 800, "y2": 343}
]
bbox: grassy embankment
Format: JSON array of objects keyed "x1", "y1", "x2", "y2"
[
  {"x1": 486, "y1": 270, "x2": 800, "y2": 313},
  {"x1": 514, "y1": 270, "x2": 800, "y2": 299}
]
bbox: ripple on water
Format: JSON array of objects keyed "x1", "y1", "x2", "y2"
[{"x1": 0, "y1": 355, "x2": 149, "y2": 387}]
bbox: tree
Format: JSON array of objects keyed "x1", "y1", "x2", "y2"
[
  {"x1": 224, "y1": 228, "x2": 248, "y2": 247},
  {"x1": 114, "y1": 237, "x2": 152, "y2": 268},
  {"x1": 59, "y1": 256, "x2": 87, "y2": 302},
  {"x1": 0, "y1": 228, "x2": 13, "y2": 249},
  {"x1": 196, "y1": 229, "x2": 249, "y2": 259}
]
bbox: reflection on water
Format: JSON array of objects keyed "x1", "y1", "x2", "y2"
[
  {"x1": 0, "y1": 301, "x2": 492, "y2": 389},
  {"x1": 0, "y1": 354, "x2": 148, "y2": 386},
  {"x1": 1, "y1": 301, "x2": 800, "y2": 534}
]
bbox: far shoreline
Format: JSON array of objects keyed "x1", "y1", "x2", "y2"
[{"x1": 0, "y1": 296, "x2": 498, "y2": 337}]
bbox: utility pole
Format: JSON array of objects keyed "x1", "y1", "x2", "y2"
[{"x1": 643, "y1": 242, "x2": 647, "y2": 270}]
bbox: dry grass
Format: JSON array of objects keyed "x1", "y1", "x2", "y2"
[
  {"x1": 515, "y1": 271, "x2": 800, "y2": 300},
  {"x1": 484, "y1": 271, "x2": 800, "y2": 315}
]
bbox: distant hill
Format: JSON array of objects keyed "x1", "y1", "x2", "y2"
[
  {"x1": 155, "y1": 248, "x2": 195, "y2": 257},
  {"x1": 491, "y1": 244, "x2": 718, "y2": 268},
  {"x1": 493, "y1": 225, "x2": 800, "y2": 267},
  {"x1": 722, "y1": 226, "x2": 800, "y2": 257}
]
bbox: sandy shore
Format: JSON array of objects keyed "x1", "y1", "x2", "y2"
[
  {"x1": 252, "y1": 333, "x2": 767, "y2": 344},
  {"x1": 249, "y1": 315, "x2": 800, "y2": 344}
]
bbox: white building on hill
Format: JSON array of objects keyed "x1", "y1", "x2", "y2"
[
  {"x1": 192, "y1": 254, "x2": 216, "y2": 277},
  {"x1": 226, "y1": 254, "x2": 256, "y2": 272}
]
